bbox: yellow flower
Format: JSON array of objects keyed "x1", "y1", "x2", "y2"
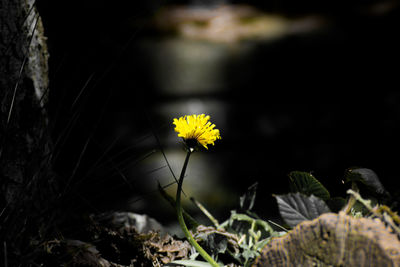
[{"x1": 173, "y1": 114, "x2": 221, "y2": 149}]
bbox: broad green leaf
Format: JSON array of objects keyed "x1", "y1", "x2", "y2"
[
  {"x1": 275, "y1": 192, "x2": 330, "y2": 228},
  {"x1": 344, "y1": 168, "x2": 388, "y2": 195},
  {"x1": 288, "y1": 171, "x2": 330, "y2": 201}
]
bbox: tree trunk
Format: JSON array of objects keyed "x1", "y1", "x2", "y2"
[{"x1": 0, "y1": 0, "x2": 57, "y2": 262}]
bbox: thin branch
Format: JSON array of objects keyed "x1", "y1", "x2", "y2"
[
  {"x1": 62, "y1": 135, "x2": 91, "y2": 195},
  {"x1": 62, "y1": 87, "x2": 112, "y2": 195},
  {"x1": 71, "y1": 73, "x2": 95, "y2": 109}
]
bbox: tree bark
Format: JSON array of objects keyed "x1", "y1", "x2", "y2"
[{"x1": 0, "y1": 0, "x2": 57, "y2": 261}]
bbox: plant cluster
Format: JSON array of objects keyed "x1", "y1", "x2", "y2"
[
  {"x1": 166, "y1": 168, "x2": 400, "y2": 267},
  {"x1": 168, "y1": 114, "x2": 400, "y2": 267}
]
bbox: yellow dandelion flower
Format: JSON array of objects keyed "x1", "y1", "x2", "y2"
[{"x1": 173, "y1": 114, "x2": 221, "y2": 149}]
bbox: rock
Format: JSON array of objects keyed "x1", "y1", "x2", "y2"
[
  {"x1": 95, "y1": 212, "x2": 165, "y2": 234},
  {"x1": 111, "y1": 212, "x2": 164, "y2": 234},
  {"x1": 253, "y1": 212, "x2": 400, "y2": 266}
]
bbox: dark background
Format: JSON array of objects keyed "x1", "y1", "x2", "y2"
[{"x1": 36, "y1": 0, "x2": 400, "y2": 224}]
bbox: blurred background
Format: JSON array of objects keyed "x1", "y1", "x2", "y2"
[{"x1": 36, "y1": 0, "x2": 400, "y2": 227}]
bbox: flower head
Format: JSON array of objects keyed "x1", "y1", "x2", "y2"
[{"x1": 173, "y1": 114, "x2": 221, "y2": 149}]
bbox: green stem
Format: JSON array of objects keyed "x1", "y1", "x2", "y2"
[{"x1": 176, "y1": 150, "x2": 220, "y2": 267}]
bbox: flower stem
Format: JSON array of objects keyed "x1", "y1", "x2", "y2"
[{"x1": 176, "y1": 150, "x2": 220, "y2": 267}]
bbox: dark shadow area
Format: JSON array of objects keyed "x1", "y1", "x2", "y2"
[{"x1": 37, "y1": 0, "x2": 400, "y2": 226}]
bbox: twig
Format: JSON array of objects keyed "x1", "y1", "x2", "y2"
[{"x1": 267, "y1": 220, "x2": 289, "y2": 232}]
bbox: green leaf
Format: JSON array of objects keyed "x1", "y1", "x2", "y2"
[
  {"x1": 350, "y1": 200, "x2": 370, "y2": 217},
  {"x1": 344, "y1": 168, "x2": 388, "y2": 196},
  {"x1": 275, "y1": 192, "x2": 330, "y2": 228},
  {"x1": 242, "y1": 249, "x2": 259, "y2": 264},
  {"x1": 288, "y1": 171, "x2": 330, "y2": 201},
  {"x1": 167, "y1": 260, "x2": 215, "y2": 267},
  {"x1": 225, "y1": 211, "x2": 274, "y2": 238},
  {"x1": 239, "y1": 182, "x2": 258, "y2": 211},
  {"x1": 196, "y1": 232, "x2": 228, "y2": 256}
]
